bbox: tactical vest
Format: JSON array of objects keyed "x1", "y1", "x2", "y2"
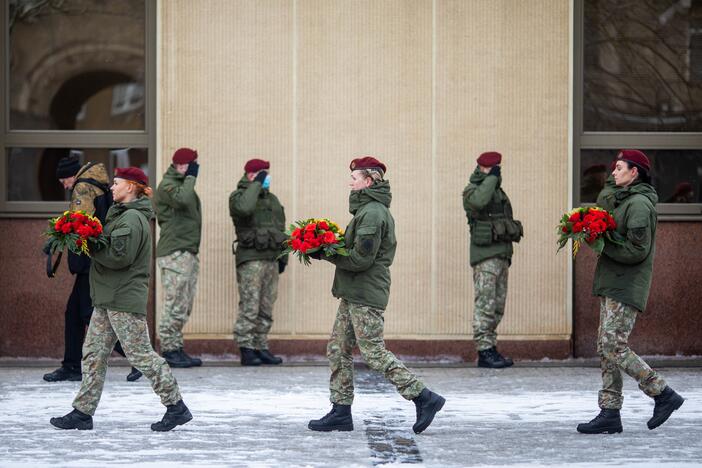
[
  {"x1": 466, "y1": 187, "x2": 523, "y2": 246},
  {"x1": 233, "y1": 194, "x2": 287, "y2": 252}
]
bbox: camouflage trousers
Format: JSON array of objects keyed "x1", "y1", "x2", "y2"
[
  {"x1": 597, "y1": 297, "x2": 667, "y2": 409},
  {"x1": 472, "y1": 257, "x2": 509, "y2": 351},
  {"x1": 328, "y1": 299, "x2": 425, "y2": 405},
  {"x1": 157, "y1": 250, "x2": 199, "y2": 353},
  {"x1": 73, "y1": 307, "x2": 182, "y2": 416},
  {"x1": 234, "y1": 260, "x2": 278, "y2": 350}
]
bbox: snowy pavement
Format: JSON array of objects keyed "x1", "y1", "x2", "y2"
[{"x1": 0, "y1": 364, "x2": 700, "y2": 467}]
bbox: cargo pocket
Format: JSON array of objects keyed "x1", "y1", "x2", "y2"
[
  {"x1": 237, "y1": 231, "x2": 255, "y2": 249},
  {"x1": 269, "y1": 229, "x2": 289, "y2": 249},
  {"x1": 492, "y1": 219, "x2": 507, "y2": 242},
  {"x1": 471, "y1": 221, "x2": 493, "y2": 246},
  {"x1": 254, "y1": 229, "x2": 270, "y2": 251}
]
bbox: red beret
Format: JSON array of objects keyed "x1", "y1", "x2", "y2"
[
  {"x1": 349, "y1": 156, "x2": 387, "y2": 174},
  {"x1": 172, "y1": 148, "x2": 198, "y2": 164},
  {"x1": 476, "y1": 151, "x2": 502, "y2": 167},
  {"x1": 115, "y1": 167, "x2": 148, "y2": 185},
  {"x1": 244, "y1": 158, "x2": 270, "y2": 173},
  {"x1": 616, "y1": 149, "x2": 650, "y2": 172}
]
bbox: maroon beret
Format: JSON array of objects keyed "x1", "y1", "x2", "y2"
[
  {"x1": 616, "y1": 149, "x2": 650, "y2": 172},
  {"x1": 115, "y1": 167, "x2": 148, "y2": 186},
  {"x1": 244, "y1": 158, "x2": 270, "y2": 173},
  {"x1": 476, "y1": 151, "x2": 502, "y2": 167},
  {"x1": 349, "y1": 156, "x2": 387, "y2": 174},
  {"x1": 172, "y1": 148, "x2": 198, "y2": 164}
]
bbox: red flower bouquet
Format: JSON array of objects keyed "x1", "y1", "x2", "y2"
[
  {"x1": 44, "y1": 210, "x2": 107, "y2": 256},
  {"x1": 557, "y1": 207, "x2": 618, "y2": 257},
  {"x1": 281, "y1": 218, "x2": 349, "y2": 265}
]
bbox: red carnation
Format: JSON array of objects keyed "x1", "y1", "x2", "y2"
[
  {"x1": 318, "y1": 221, "x2": 329, "y2": 230},
  {"x1": 323, "y1": 231, "x2": 337, "y2": 244}
]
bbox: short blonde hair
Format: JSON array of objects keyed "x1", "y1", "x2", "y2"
[{"x1": 362, "y1": 168, "x2": 384, "y2": 182}]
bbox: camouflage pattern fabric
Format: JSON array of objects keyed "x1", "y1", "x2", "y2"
[
  {"x1": 472, "y1": 257, "x2": 509, "y2": 351},
  {"x1": 73, "y1": 307, "x2": 182, "y2": 416},
  {"x1": 328, "y1": 299, "x2": 425, "y2": 405},
  {"x1": 597, "y1": 297, "x2": 667, "y2": 409},
  {"x1": 157, "y1": 250, "x2": 199, "y2": 352},
  {"x1": 70, "y1": 180, "x2": 101, "y2": 214},
  {"x1": 234, "y1": 260, "x2": 278, "y2": 349}
]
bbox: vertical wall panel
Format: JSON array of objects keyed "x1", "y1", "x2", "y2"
[
  {"x1": 160, "y1": 0, "x2": 570, "y2": 341},
  {"x1": 160, "y1": 0, "x2": 293, "y2": 337},
  {"x1": 435, "y1": 0, "x2": 570, "y2": 338}
]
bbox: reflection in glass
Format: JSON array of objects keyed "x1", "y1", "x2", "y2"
[
  {"x1": 580, "y1": 150, "x2": 702, "y2": 204},
  {"x1": 8, "y1": 0, "x2": 145, "y2": 130},
  {"x1": 584, "y1": 0, "x2": 702, "y2": 132},
  {"x1": 6, "y1": 147, "x2": 148, "y2": 201}
]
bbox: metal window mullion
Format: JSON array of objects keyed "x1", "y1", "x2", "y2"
[
  {"x1": 580, "y1": 133, "x2": 702, "y2": 150},
  {"x1": 3, "y1": 132, "x2": 149, "y2": 148}
]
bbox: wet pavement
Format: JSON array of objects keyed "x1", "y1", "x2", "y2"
[{"x1": 0, "y1": 363, "x2": 700, "y2": 467}]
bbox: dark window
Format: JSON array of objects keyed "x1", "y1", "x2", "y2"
[
  {"x1": 583, "y1": 0, "x2": 702, "y2": 132},
  {"x1": 580, "y1": 149, "x2": 702, "y2": 204},
  {"x1": 6, "y1": 147, "x2": 148, "y2": 201},
  {"x1": 1, "y1": 0, "x2": 154, "y2": 215},
  {"x1": 8, "y1": 0, "x2": 145, "y2": 130},
  {"x1": 576, "y1": 0, "x2": 702, "y2": 218}
]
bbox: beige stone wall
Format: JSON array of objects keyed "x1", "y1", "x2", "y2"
[{"x1": 159, "y1": 0, "x2": 571, "y2": 341}]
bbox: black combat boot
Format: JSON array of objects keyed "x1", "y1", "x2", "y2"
[
  {"x1": 412, "y1": 388, "x2": 446, "y2": 434},
  {"x1": 43, "y1": 366, "x2": 82, "y2": 382},
  {"x1": 240, "y1": 347, "x2": 262, "y2": 366},
  {"x1": 151, "y1": 400, "x2": 193, "y2": 432},
  {"x1": 576, "y1": 409, "x2": 623, "y2": 434},
  {"x1": 180, "y1": 349, "x2": 202, "y2": 367},
  {"x1": 477, "y1": 348, "x2": 506, "y2": 369},
  {"x1": 163, "y1": 350, "x2": 192, "y2": 368},
  {"x1": 648, "y1": 386, "x2": 684, "y2": 430},
  {"x1": 308, "y1": 404, "x2": 353, "y2": 431},
  {"x1": 50, "y1": 408, "x2": 93, "y2": 430},
  {"x1": 126, "y1": 367, "x2": 142, "y2": 382},
  {"x1": 256, "y1": 349, "x2": 283, "y2": 365},
  {"x1": 492, "y1": 347, "x2": 514, "y2": 367}
]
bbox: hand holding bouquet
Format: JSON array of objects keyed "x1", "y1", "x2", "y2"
[
  {"x1": 44, "y1": 210, "x2": 107, "y2": 257},
  {"x1": 557, "y1": 207, "x2": 618, "y2": 257},
  {"x1": 281, "y1": 218, "x2": 349, "y2": 266}
]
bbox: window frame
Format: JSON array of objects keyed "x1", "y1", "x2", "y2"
[
  {"x1": 0, "y1": 0, "x2": 156, "y2": 217},
  {"x1": 573, "y1": 0, "x2": 702, "y2": 220}
]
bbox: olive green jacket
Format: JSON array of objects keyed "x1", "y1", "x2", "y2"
[
  {"x1": 593, "y1": 177, "x2": 658, "y2": 312},
  {"x1": 89, "y1": 196, "x2": 154, "y2": 315},
  {"x1": 326, "y1": 180, "x2": 396, "y2": 310},
  {"x1": 462, "y1": 168, "x2": 515, "y2": 266},
  {"x1": 154, "y1": 165, "x2": 202, "y2": 257},
  {"x1": 229, "y1": 176, "x2": 288, "y2": 267}
]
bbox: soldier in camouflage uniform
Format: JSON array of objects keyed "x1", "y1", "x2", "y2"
[
  {"x1": 462, "y1": 151, "x2": 523, "y2": 368},
  {"x1": 155, "y1": 148, "x2": 202, "y2": 368},
  {"x1": 577, "y1": 150, "x2": 684, "y2": 434},
  {"x1": 50, "y1": 167, "x2": 192, "y2": 432},
  {"x1": 229, "y1": 159, "x2": 288, "y2": 366},
  {"x1": 44, "y1": 155, "x2": 140, "y2": 383},
  {"x1": 308, "y1": 156, "x2": 445, "y2": 435}
]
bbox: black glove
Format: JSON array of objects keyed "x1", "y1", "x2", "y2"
[
  {"x1": 278, "y1": 260, "x2": 286, "y2": 274},
  {"x1": 489, "y1": 165, "x2": 501, "y2": 177},
  {"x1": 254, "y1": 170, "x2": 268, "y2": 184},
  {"x1": 185, "y1": 161, "x2": 200, "y2": 177}
]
